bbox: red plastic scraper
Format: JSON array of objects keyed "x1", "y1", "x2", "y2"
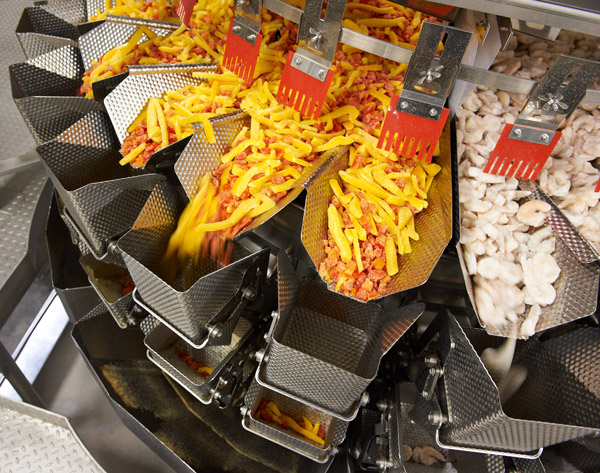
[
  {"x1": 378, "y1": 22, "x2": 471, "y2": 162},
  {"x1": 176, "y1": 0, "x2": 195, "y2": 27},
  {"x1": 276, "y1": 0, "x2": 346, "y2": 120},
  {"x1": 484, "y1": 55, "x2": 600, "y2": 180},
  {"x1": 222, "y1": 0, "x2": 263, "y2": 84}
]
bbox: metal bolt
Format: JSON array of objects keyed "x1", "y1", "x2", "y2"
[
  {"x1": 295, "y1": 58, "x2": 302, "y2": 66},
  {"x1": 247, "y1": 34, "x2": 257, "y2": 42},
  {"x1": 240, "y1": 406, "x2": 249, "y2": 416},
  {"x1": 376, "y1": 459, "x2": 394, "y2": 469},
  {"x1": 513, "y1": 128, "x2": 522, "y2": 137},
  {"x1": 424, "y1": 354, "x2": 438, "y2": 367},
  {"x1": 317, "y1": 69, "x2": 325, "y2": 78},
  {"x1": 428, "y1": 411, "x2": 447, "y2": 427},
  {"x1": 232, "y1": 25, "x2": 241, "y2": 33},
  {"x1": 541, "y1": 133, "x2": 550, "y2": 143},
  {"x1": 429, "y1": 108, "x2": 438, "y2": 117},
  {"x1": 400, "y1": 101, "x2": 409, "y2": 109}
]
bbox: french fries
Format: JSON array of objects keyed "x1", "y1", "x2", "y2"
[
  {"x1": 320, "y1": 129, "x2": 441, "y2": 301},
  {"x1": 254, "y1": 398, "x2": 326, "y2": 446},
  {"x1": 163, "y1": 79, "x2": 337, "y2": 269},
  {"x1": 120, "y1": 72, "x2": 248, "y2": 167},
  {"x1": 89, "y1": 0, "x2": 180, "y2": 22},
  {"x1": 80, "y1": 0, "x2": 234, "y2": 98}
]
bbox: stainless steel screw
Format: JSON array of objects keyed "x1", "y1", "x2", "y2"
[
  {"x1": 541, "y1": 133, "x2": 550, "y2": 143},
  {"x1": 232, "y1": 25, "x2": 241, "y2": 33},
  {"x1": 317, "y1": 69, "x2": 325, "y2": 78},
  {"x1": 247, "y1": 34, "x2": 256, "y2": 42},
  {"x1": 429, "y1": 108, "x2": 438, "y2": 117},
  {"x1": 400, "y1": 101, "x2": 409, "y2": 109},
  {"x1": 514, "y1": 128, "x2": 522, "y2": 137},
  {"x1": 295, "y1": 58, "x2": 302, "y2": 66}
]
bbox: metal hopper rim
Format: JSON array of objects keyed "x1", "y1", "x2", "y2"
[
  {"x1": 146, "y1": 350, "x2": 214, "y2": 405},
  {"x1": 143, "y1": 316, "x2": 254, "y2": 387}
]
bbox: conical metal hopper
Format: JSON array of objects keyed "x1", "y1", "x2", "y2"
[
  {"x1": 457, "y1": 182, "x2": 599, "y2": 339},
  {"x1": 10, "y1": 45, "x2": 84, "y2": 98},
  {"x1": 421, "y1": 311, "x2": 600, "y2": 454},
  {"x1": 117, "y1": 181, "x2": 269, "y2": 348},
  {"x1": 104, "y1": 63, "x2": 218, "y2": 168},
  {"x1": 301, "y1": 120, "x2": 453, "y2": 302},
  {"x1": 37, "y1": 0, "x2": 87, "y2": 26},
  {"x1": 79, "y1": 252, "x2": 136, "y2": 328},
  {"x1": 16, "y1": 7, "x2": 79, "y2": 60},
  {"x1": 259, "y1": 252, "x2": 425, "y2": 417},
  {"x1": 79, "y1": 15, "x2": 178, "y2": 71},
  {"x1": 36, "y1": 110, "x2": 165, "y2": 258},
  {"x1": 175, "y1": 110, "x2": 339, "y2": 235},
  {"x1": 242, "y1": 378, "x2": 349, "y2": 463},
  {"x1": 14, "y1": 96, "x2": 102, "y2": 145}
]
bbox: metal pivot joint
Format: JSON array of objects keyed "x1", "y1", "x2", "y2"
[{"x1": 399, "y1": 21, "x2": 471, "y2": 121}]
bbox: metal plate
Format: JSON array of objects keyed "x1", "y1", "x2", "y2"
[{"x1": 0, "y1": 395, "x2": 106, "y2": 473}]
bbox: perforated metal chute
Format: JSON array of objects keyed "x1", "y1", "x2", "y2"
[
  {"x1": 458, "y1": 182, "x2": 599, "y2": 338},
  {"x1": 302, "y1": 120, "x2": 453, "y2": 301},
  {"x1": 36, "y1": 110, "x2": 165, "y2": 257}
]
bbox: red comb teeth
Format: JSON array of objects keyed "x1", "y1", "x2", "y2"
[
  {"x1": 175, "y1": 0, "x2": 195, "y2": 26},
  {"x1": 377, "y1": 96, "x2": 449, "y2": 163},
  {"x1": 276, "y1": 51, "x2": 333, "y2": 120},
  {"x1": 483, "y1": 124, "x2": 562, "y2": 181},
  {"x1": 222, "y1": 18, "x2": 263, "y2": 84},
  {"x1": 595, "y1": 176, "x2": 600, "y2": 193}
]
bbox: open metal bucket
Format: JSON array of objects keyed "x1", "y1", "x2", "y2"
[
  {"x1": 260, "y1": 252, "x2": 425, "y2": 417},
  {"x1": 419, "y1": 311, "x2": 600, "y2": 454},
  {"x1": 36, "y1": 110, "x2": 165, "y2": 258},
  {"x1": 117, "y1": 181, "x2": 269, "y2": 347}
]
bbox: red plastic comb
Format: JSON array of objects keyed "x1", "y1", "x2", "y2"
[
  {"x1": 176, "y1": 0, "x2": 195, "y2": 26},
  {"x1": 378, "y1": 96, "x2": 449, "y2": 162},
  {"x1": 276, "y1": 51, "x2": 334, "y2": 120},
  {"x1": 483, "y1": 124, "x2": 562, "y2": 180},
  {"x1": 222, "y1": 18, "x2": 263, "y2": 84}
]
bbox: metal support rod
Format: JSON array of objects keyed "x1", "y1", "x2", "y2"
[{"x1": 0, "y1": 341, "x2": 46, "y2": 408}]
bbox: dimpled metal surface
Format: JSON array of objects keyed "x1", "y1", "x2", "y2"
[
  {"x1": 17, "y1": 7, "x2": 80, "y2": 40},
  {"x1": 10, "y1": 45, "x2": 84, "y2": 98},
  {"x1": 458, "y1": 235, "x2": 599, "y2": 339},
  {"x1": 117, "y1": 182, "x2": 262, "y2": 345},
  {"x1": 105, "y1": 63, "x2": 218, "y2": 143},
  {"x1": 265, "y1": 260, "x2": 424, "y2": 414},
  {"x1": 79, "y1": 16, "x2": 178, "y2": 70},
  {"x1": 14, "y1": 96, "x2": 102, "y2": 144},
  {"x1": 175, "y1": 111, "x2": 251, "y2": 200},
  {"x1": 302, "y1": 120, "x2": 453, "y2": 301},
  {"x1": 37, "y1": 111, "x2": 165, "y2": 256},
  {"x1": 243, "y1": 379, "x2": 348, "y2": 461},
  {"x1": 145, "y1": 316, "x2": 252, "y2": 386},
  {"x1": 17, "y1": 33, "x2": 77, "y2": 61},
  {"x1": 505, "y1": 327, "x2": 600, "y2": 431},
  {"x1": 0, "y1": 396, "x2": 106, "y2": 473},
  {"x1": 438, "y1": 313, "x2": 599, "y2": 452},
  {"x1": 519, "y1": 180, "x2": 599, "y2": 263},
  {"x1": 42, "y1": 0, "x2": 87, "y2": 25}
]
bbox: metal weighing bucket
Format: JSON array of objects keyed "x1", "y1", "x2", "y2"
[{"x1": 36, "y1": 110, "x2": 165, "y2": 258}]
